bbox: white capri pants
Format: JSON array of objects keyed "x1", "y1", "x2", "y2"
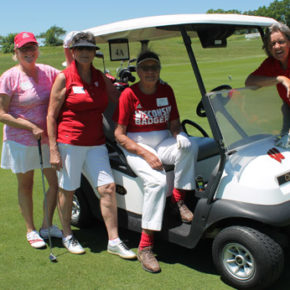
[
  {"x1": 122, "y1": 130, "x2": 198, "y2": 231},
  {"x1": 57, "y1": 143, "x2": 114, "y2": 191}
]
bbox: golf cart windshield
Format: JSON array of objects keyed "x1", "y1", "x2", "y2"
[{"x1": 206, "y1": 86, "x2": 286, "y2": 151}]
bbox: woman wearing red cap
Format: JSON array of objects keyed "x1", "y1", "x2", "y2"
[
  {"x1": 0, "y1": 32, "x2": 62, "y2": 249},
  {"x1": 114, "y1": 50, "x2": 198, "y2": 273}
]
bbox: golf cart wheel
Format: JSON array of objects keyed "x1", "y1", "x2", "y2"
[
  {"x1": 212, "y1": 226, "x2": 284, "y2": 289},
  {"x1": 71, "y1": 188, "x2": 93, "y2": 228}
]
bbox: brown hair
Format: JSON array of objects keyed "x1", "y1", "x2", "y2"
[{"x1": 263, "y1": 22, "x2": 290, "y2": 57}]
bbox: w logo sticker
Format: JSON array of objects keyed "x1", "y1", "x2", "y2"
[{"x1": 267, "y1": 147, "x2": 285, "y2": 163}]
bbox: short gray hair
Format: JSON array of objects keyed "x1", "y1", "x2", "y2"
[{"x1": 263, "y1": 22, "x2": 290, "y2": 57}]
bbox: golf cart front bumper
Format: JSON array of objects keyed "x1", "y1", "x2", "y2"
[{"x1": 207, "y1": 199, "x2": 290, "y2": 228}]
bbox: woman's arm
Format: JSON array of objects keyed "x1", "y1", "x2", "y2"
[
  {"x1": 47, "y1": 73, "x2": 67, "y2": 169},
  {"x1": 245, "y1": 74, "x2": 290, "y2": 99},
  {"x1": 245, "y1": 74, "x2": 282, "y2": 87},
  {"x1": 0, "y1": 93, "x2": 44, "y2": 139},
  {"x1": 169, "y1": 119, "x2": 182, "y2": 137},
  {"x1": 114, "y1": 124, "x2": 163, "y2": 170}
]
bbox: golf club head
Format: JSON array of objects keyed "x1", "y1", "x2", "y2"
[{"x1": 49, "y1": 253, "x2": 57, "y2": 263}]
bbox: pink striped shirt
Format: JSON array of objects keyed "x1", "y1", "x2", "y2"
[{"x1": 0, "y1": 64, "x2": 59, "y2": 146}]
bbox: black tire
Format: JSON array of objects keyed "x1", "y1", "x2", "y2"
[
  {"x1": 71, "y1": 187, "x2": 94, "y2": 228},
  {"x1": 212, "y1": 226, "x2": 284, "y2": 290}
]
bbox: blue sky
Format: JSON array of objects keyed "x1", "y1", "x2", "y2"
[{"x1": 0, "y1": 0, "x2": 274, "y2": 36}]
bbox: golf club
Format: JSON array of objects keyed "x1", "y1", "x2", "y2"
[{"x1": 37, "y1": 139, "x2": 57, "y2": 263}]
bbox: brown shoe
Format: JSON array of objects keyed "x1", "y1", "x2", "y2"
[
  {"x1": 137, "y1": 247, "x2": 161, "y2": 273},
  {"x1": 177, "y1": 200, "x2": 194, "y2": 223}
]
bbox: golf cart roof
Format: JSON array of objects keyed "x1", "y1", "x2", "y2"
[{"x1": 84, "y1": 14, "x2": 278, "y2": 43}]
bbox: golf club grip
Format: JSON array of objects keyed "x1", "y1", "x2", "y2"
[{"x1": 37, "y1": 139, "x2": 43, "y2": 165}]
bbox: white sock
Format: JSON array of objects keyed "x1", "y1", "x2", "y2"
[
  {"x1": 63, "y1": 234, "x2": 73, "y2": 242},
  {"x1": 108, "y1": 237, "x2": 121, "y2": 246}
]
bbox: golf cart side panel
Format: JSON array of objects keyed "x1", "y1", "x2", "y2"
[
  {"x1": 216, "y1": 144, "x2": 290, "y2": 205},
  {"x1": 206, "y1": 199, "x2": 290, "y2": 228}
]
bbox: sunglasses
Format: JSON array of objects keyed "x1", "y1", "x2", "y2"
[
  {"x1": 74, "y1": 46, "x2": 96, "y2": 51},
  {"x1": 139, "y1": 65, "x2": 161, "y2": 72},
  {"x1": 19, "y1": 44, "x2": 38, "y2": 53}
]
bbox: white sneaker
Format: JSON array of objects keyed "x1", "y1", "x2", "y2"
[
  {"x1": 107, "y1": 240, "x2": 137, "y2": 259},
  {"x1": 40, "y1": 225, "x2": 62, "y2": 239},
  {"x1": 27, "y1": 231, "x2": 46, "y2": 249},
  {"x1": 63, "y1": 236, "x2": 85, "y2": 254}
]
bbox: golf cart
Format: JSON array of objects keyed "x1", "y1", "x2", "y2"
[{"x1": 71, "y1": 14, "x2": 290, "y2": 289}]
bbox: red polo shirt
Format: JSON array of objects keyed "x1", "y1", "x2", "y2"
[
  {"x1": 57, "y1": 61, "x2": 108, "y2": 145},
  {"x1": 117, "y1": 82, "x2": 179, "y2": 132}
]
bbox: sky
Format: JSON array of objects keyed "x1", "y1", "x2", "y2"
[{"x1": 0, "y1": 0, "x2": 274, "y2": 36}]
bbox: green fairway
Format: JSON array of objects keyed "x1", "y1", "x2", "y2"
[{"x1": 1, "y1": 36, "x2": 290, "y2": 290}]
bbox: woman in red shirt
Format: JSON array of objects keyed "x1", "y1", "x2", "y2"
[
  {"x1": 115, "y1": 51, "x2": 198, "y2": 273},
  {"x1": 245, "y1": 22, "x2": 290, "y2": 134},
  {"x1": 47, "y1": 32, "x2": 136, "y2": 259}
]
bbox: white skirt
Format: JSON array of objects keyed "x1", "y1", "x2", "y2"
[{"x1": 1, "y1": 140, "x2": 51, "y2": 174}]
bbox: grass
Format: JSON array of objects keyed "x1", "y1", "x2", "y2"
[{"x1": 1, "y1": 36, "x2": 290, "y2": 290}]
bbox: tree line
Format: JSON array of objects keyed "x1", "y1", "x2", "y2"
[
  {"x1": 0, "y1": 26, "x2": 66, "y2": 53},
  {"x1": 207, "y1": 0, "x2": 289, "y2": 26},
  {"x1": 0, "y1": 0, "x2": 289, "y2": 53}
]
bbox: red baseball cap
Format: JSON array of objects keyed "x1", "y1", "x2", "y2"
[{"x1": 14, "y1": 32, "x2": 38, "y2": 48}]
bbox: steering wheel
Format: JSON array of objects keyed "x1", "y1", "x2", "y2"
[
  {"x1": 181, "y1": 119, "x2": 209, "y2": 137},
  {"x1": 196, "y1": 85, "x2": 232, "y2": 117}
]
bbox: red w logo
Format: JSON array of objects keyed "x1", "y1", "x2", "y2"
[{"x1": 267, "y1": 147, "x2": 285, "y2": 163}]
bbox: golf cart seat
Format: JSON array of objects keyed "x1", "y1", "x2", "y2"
[
  {"x1": 102, "y1": 95, "x2": 138, "y2": 176},
  {"x1": 194, "y1": 136, "x2": 219, "y2": 161}
]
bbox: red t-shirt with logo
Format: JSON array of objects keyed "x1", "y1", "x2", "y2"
[
  {"x1": 117, "y1": 82, "x2": 179, "y2": 132},
  {"x1": 251, "y1": 56, "x2": 290, "y2": 106},
  {"x1": 57, "y1": 61, "x2": 108, "y2": 145}
]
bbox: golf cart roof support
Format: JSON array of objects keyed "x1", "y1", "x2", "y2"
[
  {"x1": 180, "y1": 26, "x2": 206, "y2": 98},
  {"x1": 180, "y1": 26, "x2": 228, "y2": 204},
  {"x1": 140, "y1": 40, "x2": 149, "y2": 52},
  {"x1": 202, "y1": 100, "x2": 227, "y2": 205}
]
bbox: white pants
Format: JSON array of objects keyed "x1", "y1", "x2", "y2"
[{"x1": 122, "y1": 133, "x2": 198, "y2": 231}]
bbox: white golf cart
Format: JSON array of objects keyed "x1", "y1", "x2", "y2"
[{"x1": 71, "y1": 14, "x2": 290, "y2": 289}]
